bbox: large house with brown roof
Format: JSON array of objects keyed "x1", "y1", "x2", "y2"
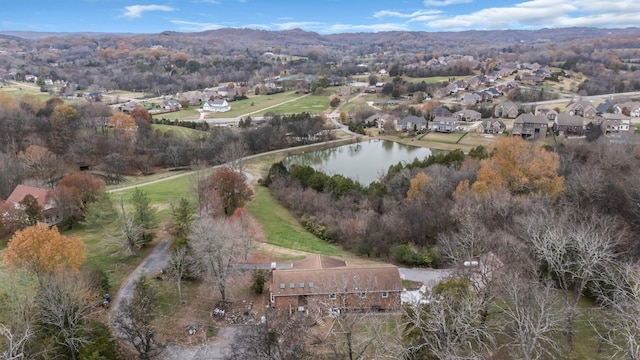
[
  {"x1": 494, "y1": 101, "x2": 519, "y2": 119},
  {"x1": 554, "y1": 114, "x2": 584, "y2": 136},
  {"x1": 565, "y1": 101, "x2": 596, "y2": 119},
  {"x1": 269, "y1": 255, "x2": 402, "y2": 314},
  {"x1": 6, "y1": 185, "x2": 61, "y2": 226},
  {"x1": 512, "y1": 113, "x2": 548, "y2": 139}
]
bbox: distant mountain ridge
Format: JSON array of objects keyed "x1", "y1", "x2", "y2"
[{"x1": 1, "y1": 26, "x2": 638, "y2": 44}]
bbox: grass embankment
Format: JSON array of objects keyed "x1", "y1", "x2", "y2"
[
  {"x1": 246, "y1": 186, "x2": 343, "y2": 256},
  {"x1": 109, "y1": 173, "x2": 195, "y2": 222},
  {"x1": 151, "y1": 124, "x2": 208, "y2": 141}
]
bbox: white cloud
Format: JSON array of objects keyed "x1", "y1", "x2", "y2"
[
  {"x1": 191, "y1": 0, "x2": 220, "y2": 4},
  {"x1": 327, "y1": 23, "x2": 409, "y2": 33},
  {"x1": 423, "y1": 0, "x2": 640, "y2": 30},
  {"x1": 374, "y1": 10, "x2": 440, "y2": 19},
  {"x1": 273, "y1": 22, "x2": 324, "y2": 31},
  {"x1": 242, "y1": 23, "x2": 271, "y2": 30},
  {"x1": 170, "y1": 20, "x2": 224, "y2": 31},
  {"x1": 424, "y1": 0, "x2": 473, "y2": 6},
  {"x1": 123, "y1": 5, "x2": 175, "y2": 18}
]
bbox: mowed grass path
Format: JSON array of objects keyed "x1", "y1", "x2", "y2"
[{"x1": 246, "y1": 186, "x2": 343, "y2": 255}]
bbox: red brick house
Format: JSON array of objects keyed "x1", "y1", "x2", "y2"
[
  {"x1": 270, "y1": 255, "x2": 402, "y2": 314},
  {"x1": 6, "y1": 185, "x2": 61, "y2": 226}
]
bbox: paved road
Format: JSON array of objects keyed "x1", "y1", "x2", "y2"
[
  {"x1": 110, "y1": 239, "x2": 171, "y2": 320},
  {"x1": 399, "y1": 267, "x2": 451, "y2": 285},
  {"x1": 162, "y1": 327, "x2": 241, "y2": 360}
]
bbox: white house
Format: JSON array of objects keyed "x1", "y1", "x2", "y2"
[{"x1": 203, "y1": 99, "x2": 231, "y2": 112}]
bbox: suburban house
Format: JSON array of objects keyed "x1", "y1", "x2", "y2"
[
  {"x1": 6, "y1": 185, "x2": 61, "y2": 226},
  {"x1": 512, "y1": 113, "x2": 548, "y2": 139},
  {"x1": 454, "y1": 109, "x2": 481, "y2": 122},
  {"x1": 431, "y1": 107, "x2": 453, "y2": 118},
  {"x1": 554, "y1": 114, "x2": 584, "y2": 136},
  {"x1": 87, "y1": 92, "x2": 102, "y2": 102},
  {"x1": 396, "y1": 115, "x2": 427, "y2": 131},
  {"x1": 596, "y1": 101, "x2": 613, "y2": 115},
  {"x1": 599, "y1": 113, "x2": 632, "y2": 134},
  {"x1": 269, "y1": 255, "x2": 402, "y2": 314},
  {"x1": 565, "y1": 101, "x2": 597, "y2": 119},
  {"x1": 431, "y1": 116, "x2": 459, "y2": 133},
  {"x1": 216, "y1": 86, "x2": 236, "y2": 98},
  {"x1": 203, "y1": 99, "x2": 231, "y2": 112},
  {"x1": 161, "y1": 99, "x2": 181, "y2": 112},
  {"x1": 535, "y1": 106, "x2": 558, "y2": 121},
  {"x1": 462, "y1": 93, "x2": 482, "y2": 105},
  {"x1": 476, "y1": 118, "x2": 506, "y2": 134},
  {"x1": 613, "y1": 102, "x2": 640, "y2": 117},
  {"x1": 364, "y1": 113, "x2": 398, "y2": 129},
  {"x1": 119, "y1": 101, "x2": 139, "y2": 113},
  {"x1": 494, "y1": 101, "x2": 519, "y2": 119}
]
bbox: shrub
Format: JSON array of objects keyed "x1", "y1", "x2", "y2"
[
  {"x1": 391, "y1": 243, "x2": 439, "y2": 267},
  {"x1": 250, "y1": 270, "x2": 267, "y2": 294}
]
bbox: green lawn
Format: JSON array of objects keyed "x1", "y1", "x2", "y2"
[
  {"x1": 245, "y1": 186, "x2": 344, "y2": 256},
  {"x1": 110, "y1": 174, "x2": 195, "y2": 222},
  {"x1": 152, "y1": 108, "x2": 201, "y2": 121},
  {"x1": 252, "y1": 94, "x2": 329, "y2": 115},
  {"x1": 67, "y1": 224, "x2": 154, "y2": 292},
  {"x1": 151, "y1": 124, "x2": 208, "y2": 141},
  {"x1": 205, "y1": 91, "x2": 303, "y2": 118}
]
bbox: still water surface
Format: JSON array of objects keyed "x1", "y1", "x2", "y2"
[{"x1": 283, "y1": 140, "x2": 433, "y2": 185}]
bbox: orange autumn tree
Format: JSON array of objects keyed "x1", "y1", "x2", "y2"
[
  {"x1": 406, "y1": 171, "x2": 432, "y2": 201},
  {"x1": 469, "y1": 137, "x2": 564, "y2": 196},
  {"x1": 3, "y1": 223, "x2": 85, "y2": 279}
]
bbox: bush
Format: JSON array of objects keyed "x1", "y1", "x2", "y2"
[
  {"x1": 391, "y1": 243, "x2": 439, "y2": 267},
  {"x1": 250, "y1": 270, "x2": 267, "y2": 294}
]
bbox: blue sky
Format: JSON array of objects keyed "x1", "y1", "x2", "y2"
[{"x1": 1, "y1": 0, "x2": 638, "y2": 34}]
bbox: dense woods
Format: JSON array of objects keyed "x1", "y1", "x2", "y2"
[
  {"x1": 2, "y1": 25, "x2": 640, "y2": 359},
  {"x1": 3, "y1": 27, "x2": 640, "y2": 95}
]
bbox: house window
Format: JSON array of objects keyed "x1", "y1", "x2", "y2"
[
  {"x1": 309, "y1": 282, "x2": 314, "y2": 288},
  {"x1": 279, "y1": 283, "x2": 285, "y2": 289},
  {"x1": 329, "y1": 293, "x2": 337, "y2": 300},
  {"x1": 290, "y1": 283, "x2": 295, "y2": 289},
  {"x1": 382, "y1": 292, "x2": 388, "y2": 298},
  {"x1": 299, "y1": 282, "x2": 305, "y2": 288},
  {"x1": 360, "y1": 292, "x2": 367, "y2": 299}
]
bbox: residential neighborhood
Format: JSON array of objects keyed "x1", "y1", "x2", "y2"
[{"x1": 1, "y1": 13, "x2": 640, "y2": 360}]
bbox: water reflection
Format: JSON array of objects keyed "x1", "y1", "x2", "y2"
[{"x1": 284, "y1": 140, "x2": 433, "y2": 185}]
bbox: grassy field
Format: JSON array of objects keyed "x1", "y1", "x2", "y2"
[
  {"x1": 151, "y1": 124, "x2": 208, "y2": 141},
  {"x1": 110, "y1": 173, "x2": 195, "y2": 222},
  {"x1": 204, "y1": 91, "x2": 305, "y2": 118},
  {"x1": 252, "y1": 93, "x2": 330, "y2": 115},
  {"x1": 152, "y1": 108, "x2": 201, "y2": 121},
  {"x1": 245, "y1": 186, "x2": 344, "y2": 256}
]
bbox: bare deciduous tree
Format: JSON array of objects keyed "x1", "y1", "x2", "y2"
[
  {"x1": 190, "y1": 218, "x2": 243, "y2": 303},
  {"x1": 219, "y1": 139, "x2": 248, "y2": 174},
  {"x1": 226, "y1": 310, "x2": 313, "y2": 360},
  {"x1": 37, "y1": 271, "x2": 93, "y2": 360},
  {"x1": 593, "y1": 262, "x2": 640, "y2": 360},
  {"x1": 113, "y1": 195, "x2": 145, "y2": 255},
  {"x1": 496, "y1": 274, "x2": 565, "y2": 360},
  {"x1": 519, "y1": 209, "x2": 624, "y2": 353},
  {"x1": 0, "y1": 323, "x2": 33, "y2": 360},
  {"x1": 0, "y1": 272, "x2": 36, "y2": 360},
  {"x1": 402, "y1": 277, "x2": 494, "y2": 360},
  {"x1": 165, "y1": 245, "x2": 197, "y2": 303}
]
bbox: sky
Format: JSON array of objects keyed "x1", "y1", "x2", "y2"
[{"x1": 1, "y1": 0, "x2": 639, "y2": 34}]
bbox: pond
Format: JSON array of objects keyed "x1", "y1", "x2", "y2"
[{"x1": 283, "y1": 140, "x2": 433, "y2": 185}]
